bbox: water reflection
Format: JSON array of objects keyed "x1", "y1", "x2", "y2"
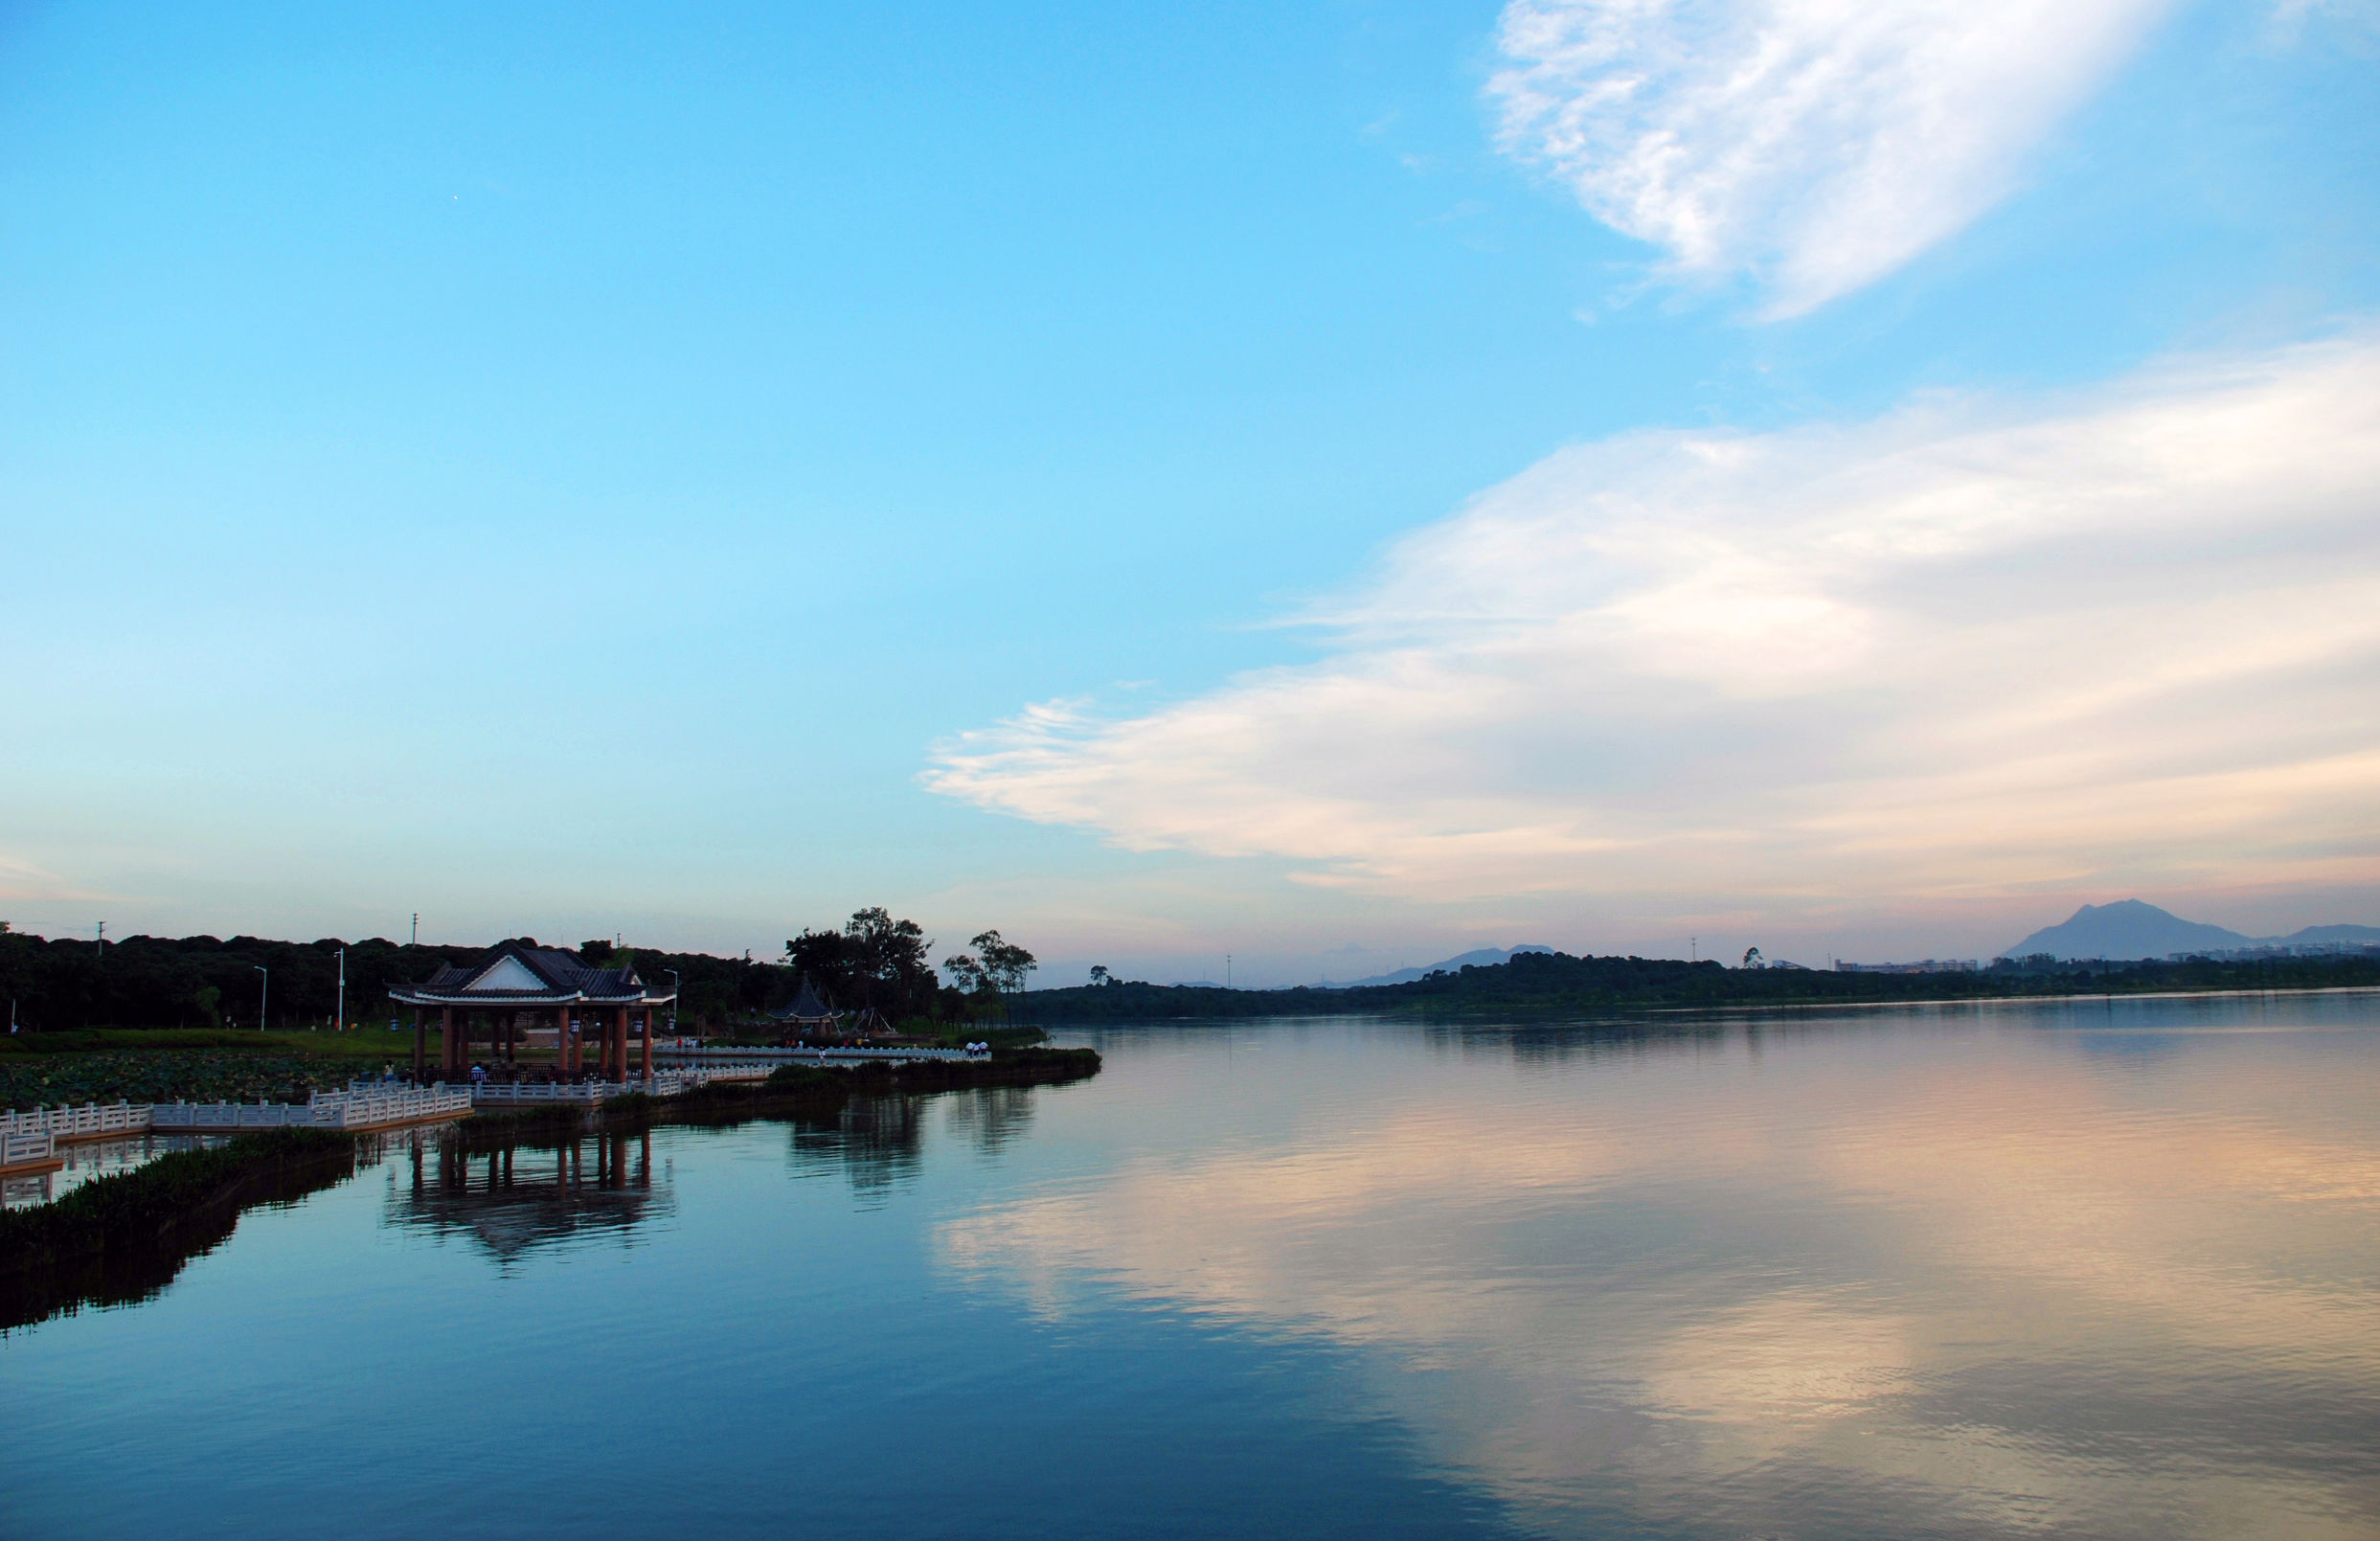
[
  {"x1": 789, "y1": 1096, "x2": 923, "y2": 1201},
  {"x1": 6, "y1": 1001, "x2": 2374, "y2": 1540},
  {"x1": 955, "y1": 1000, "x2": 2380, "y2": 1539},
  {"x1": 0, "y1": 1134, "x2": 360, "y2": 1332},
  {"x1": 384, "y1": 1130, "x2": 672, "y2": 1264},
  {"x1": 2, "y1": 1131, "x2": 228, "y2": 1211},
  {"x1": 941, "y1": 1084, "x2": 1041, "y2": 1154}
]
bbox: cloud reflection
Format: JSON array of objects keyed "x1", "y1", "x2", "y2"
[{"x1": 941, "y1": 1018, "x2": 2380, "y2": 1537}]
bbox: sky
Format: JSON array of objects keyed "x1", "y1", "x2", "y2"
[{"x1": 3, "y1": 0, "x2": 2376, "y2": 985}]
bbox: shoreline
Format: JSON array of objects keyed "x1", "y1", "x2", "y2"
[
  {"x1": 0, "y1": 1048, "x2": 1101, "y2": 1330},
  {"x1": 1029, "y1": 966, "x2": 2380, "y2": 1024}
]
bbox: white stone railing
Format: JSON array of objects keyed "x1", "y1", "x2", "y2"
[
  {"x1": 148, "y1": 1084, "x2": 472, "y2": 1132},
  {"x1": 467, "y1": 1063, "x2": 778, "y2": 1105},
  {"x1": 2, "y1": 1129, "x2": 57, "y2": 1168},
  {"x1": 663, "y1": 1046, "x2": 990, "y2": 1064},
  {"x1": 1, "y1": 1101, "x2": 152, "y2": 1142},
  {"x1": 7, "y1": 1063, "x2": 820, "y2": 1145}
]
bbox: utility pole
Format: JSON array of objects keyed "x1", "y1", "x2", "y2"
[
  {"x1": 96, "y1": 920, "x2": 104, "y2": 956},
  {"x1": 411, "y1": 913, "x2": 419, "y2": 946},
  {"x1": 1226, "y1": 954, "x2": 1232, "y2": 989},
  {"x1": 254, "y1": 965, "x2": 268, "y2": 1033},
  {"x1": 336, "y1": 947, "x2": 347, "y2": 1032}
]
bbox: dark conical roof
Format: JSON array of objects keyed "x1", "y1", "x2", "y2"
[{"x1": 771, "y1": 976, "x2": 837, "y2": 1022}]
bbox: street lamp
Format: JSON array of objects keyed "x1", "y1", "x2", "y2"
[
  {"x1": 667, "y1": 970, "x2": 680, "y2": 1042},
  {"x1": 254, "y1": 965, "x2": 267, "y2": 1033},
  {"x1": 335, "y1": 947, "x2": 346, "y2": 1032}
]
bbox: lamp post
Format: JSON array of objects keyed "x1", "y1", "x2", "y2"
[
  {"x1": 254, "y1": 965, "x2": 267, "y2": 1033},
  {"x1": 667, "y1": 970, "x2": 680, "y2": 1042},
  {"x1": 335, "y1": 947, "x2": 346, "y2": 1032}
]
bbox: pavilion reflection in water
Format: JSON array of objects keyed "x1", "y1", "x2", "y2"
[{"x1": 385, "y1": 1131, "x2": 673, "y2": 1262}]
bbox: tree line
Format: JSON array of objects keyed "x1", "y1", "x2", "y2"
[
  {"x1": 0, "y1": 909, "x2": 1037, "y2": 1032},
  {"x1": 1027, "y1": 947, "x2": 2380, "y2": 1019}
]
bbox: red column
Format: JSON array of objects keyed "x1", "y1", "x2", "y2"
[
  {"x1": 640, "y1": 1007, "x2": 653, "y2": 1080},
  {"x1": 615, "y1": 1005, "x2": 629, "y2": 1080}
]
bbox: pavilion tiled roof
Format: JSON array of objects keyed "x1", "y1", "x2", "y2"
[{"x1": 390, "y1": 940, "x2": 674, "y2": 1007}]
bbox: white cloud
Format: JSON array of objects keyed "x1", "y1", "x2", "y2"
[
  {"x1": 1487, "y1": 0, "x2": 2178, "y2": 315},
  {"x1": 925, "y1": 337, "x2": 2380, "y2": 911}
]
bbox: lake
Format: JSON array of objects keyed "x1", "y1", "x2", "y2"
[{"x1": 5, "y1": 992, "x2": 2377, "y2": 1539}]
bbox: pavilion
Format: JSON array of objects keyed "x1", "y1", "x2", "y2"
[
  {"x1": 390, "y1": 940, "x2": 677, "y2": 1083},
  {"x1": 769, "y1": 976, "x2": 841, "y2": 1035}
]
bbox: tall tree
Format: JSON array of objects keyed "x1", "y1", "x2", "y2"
[
  {"x1": 789, "y1": 908, "x2": 940, "y2": 1019},
  {"x1": 960, "y1": 930, "x2": 1036, "y2": 1021}
]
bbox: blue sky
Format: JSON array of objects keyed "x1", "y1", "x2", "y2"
[{"x1": 4, "y1": 0, "x2": 2376, "y2": 983}]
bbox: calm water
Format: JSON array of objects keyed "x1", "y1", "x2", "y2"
[{"x1": 6, "y1": 994, "x2": 2378, "y2": 1540}]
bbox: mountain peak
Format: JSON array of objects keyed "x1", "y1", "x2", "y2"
[{"x1": 2005, "y1": 900, "x2": 2252, "y2": 962}]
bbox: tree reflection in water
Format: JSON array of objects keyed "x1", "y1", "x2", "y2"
[
  {"x1": 788, "y1": 1097, "x2": 923, "y2": 1203},
  {"x1": 941, "y1": 1084, "x2": 1040, "y2": 1154}
]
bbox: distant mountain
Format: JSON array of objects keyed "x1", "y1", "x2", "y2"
[
  {"x1": 1315, "y1": 945, "x2": 1555, "y2": 989},
  {"x1": 2277, "y1": 923, "x2": 2380, "y2": 946},
  {"x1": 2004, "y1": 900, "x2": 2380, "y2": 961}
]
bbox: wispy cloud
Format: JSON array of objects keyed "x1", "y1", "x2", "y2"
[
  {"x1": 926, "y1": 337, "x2": 2380, "y2": 909},
  {"x1": 1487, "y1": 0, "x2": 2178, "y2": 315}
]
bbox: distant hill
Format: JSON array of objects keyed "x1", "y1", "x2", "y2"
[
  {"x1": 2005, "y1": 900, "x2": 2380, "y2": 961},
  {"x1": 2278, "y1": 923, "x2": 2380, "y2": 946},
  {"x1": 1315, "y1": 945, "x2": 1554, "y2": 989},
  {"x1": 1031, "y1": 947, "x2": 2380, "y2": 1021}
]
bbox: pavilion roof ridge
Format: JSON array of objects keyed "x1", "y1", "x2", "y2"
[{"x1": 389, "y1": 937, "x2": 674, "y2": 1007}]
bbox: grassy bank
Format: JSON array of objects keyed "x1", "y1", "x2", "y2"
[
  {"x1": 0, "y1": 1128, "x2": 359, "y2": 1330},
  {"x1": 0, "y1": 1028, "x2": 427, "y2": 1055},
  {"x1": 447, "y1": 1047, "x2": 1103, "y2": 1146},
  {"x1": 2, "y1": 1048, "x2": 1102, "y2": 1327},
  {"x1": 609, "y1": 1047, "x2": 1101, "y2": 1129}
]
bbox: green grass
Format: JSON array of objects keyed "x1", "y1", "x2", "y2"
[
  {"x1": 0, "y1": 1028, "x2": 578, "y2": 1109},
  {"x1": 0, "y1": 1051, "x2": 385, "y2": 1111},
  {"x1": 0, "y1": 1027, "x2": 449, "y2": 1057}
]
